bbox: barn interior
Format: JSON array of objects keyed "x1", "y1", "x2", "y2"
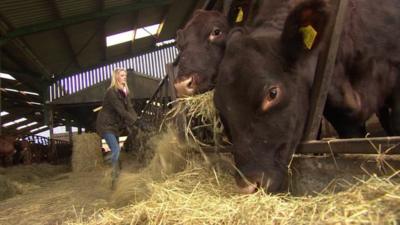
[
  {"x1": 0, "y1": 0, "x2": 211, "y2": 138},
  {"x1": 1, "y1": 0, "x2": 400, "y2": 224}
]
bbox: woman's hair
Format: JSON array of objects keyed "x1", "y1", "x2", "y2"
[{"x1": 109, "y1": 68, "x2": 129, "y2": 94}]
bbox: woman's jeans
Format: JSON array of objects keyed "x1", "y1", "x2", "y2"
[{"x1": 102, "y1": 132, "x2": 120, "y2": 168}]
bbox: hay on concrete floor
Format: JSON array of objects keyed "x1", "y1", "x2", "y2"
[
  {"x1": 72, "y1": 133, "x2": 103, "y2": 172},
  {"x1": 66, "y1": 158, "x2": 400, "y2": 225},
  {"x1": 0, "y1": 175, "x2": 22, "y2": 201}
]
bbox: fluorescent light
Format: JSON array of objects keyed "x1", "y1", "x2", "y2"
[
  {"x1": 0, "y1": 111, "x2": 9, "y2": 117},
  {"x1": 106, "y1": 24, "x2": 161, "y2": 47},
  {"x1": 20, "y1": 91, "x2": 40, "y2": 96},
  {"x1": 93, "y1": 106, "x2": 102, "y2": 112},
  {"x1": 0, "y1": 72, "x2": 15, "y2": 80},
  {"x1": 4, "y1": 88, "x2": 18, "y2": 93},
  {"x1": 2, "y1": 88, "x2": 40, "y2": 96},
  {"x1": 17, "y1": 122, "x2": 38, "y2": 130},
  {"x1": 156, "y1": 39, "x2": 175, "y2": 47},
  {"x1": 27, "y1": 102, "x2": 43, "y2": 105},
  {"x1": 2, "y1": 117, "x2": 27, "y2": 127},
  {"x1": 30, "y1": 125, "x2": 48, "y2": 133}
]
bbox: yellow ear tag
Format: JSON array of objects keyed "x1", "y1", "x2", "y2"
[
  {"x1": 299, "y1": 25, "x2": 317, "y2": 50},
  {"x1": 235, "y1": 7, "x2": 244, "y2": 23}
]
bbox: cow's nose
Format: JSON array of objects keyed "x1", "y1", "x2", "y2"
[
  {"x1": 238, "y1": 182, "x2": 259, "y2": 194},
  {"x1": 235, "y1": 171, "x2": 265, "y2": 194},
  {"x1": 174, "y1": 74, "x2": 197, "y2": 97}
]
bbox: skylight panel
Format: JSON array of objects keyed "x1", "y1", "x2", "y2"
[
  {"x1": 106, "y1": 24, "x2": 161, "y2": 47},
  {"x1": 0, "y1": 111, "x2": 9, "y2": 117},
  {"x1": 0, "y1": 72, "x2": 16, "y2": 80},
  {"x1": 106, "y1": 30, "x2": 134, "y2": 47},
  {"x1": 135, "y1": 24, "x2": 159, "y2": 39}
]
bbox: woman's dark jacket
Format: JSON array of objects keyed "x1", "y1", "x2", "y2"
[{"x1": 96, "y1": 87, "x2": 138, "y2": 136}]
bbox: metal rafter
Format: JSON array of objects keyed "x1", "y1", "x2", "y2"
[
  {"x1": 97, "y1": 0, "x2": 107, "y2": 62},
  {"x1": 0, "y1": 14, "x2": 52, "y2": 79},
  {"x1": 46, "y1": 0, "x2": 81, "y2": 72},
  {"x1": 0, "y1": 0, "x2": 173, "y2": 46}
]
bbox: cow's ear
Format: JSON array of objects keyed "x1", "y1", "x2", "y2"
[
  {"x1": 280, "y1": 0, "x2": 330, "y2": 64},
  {"x1": 226, "y1": 27, "x2": 247, "y2": 46}
]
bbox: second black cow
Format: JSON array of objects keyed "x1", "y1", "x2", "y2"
[{"x1": 214, "y1": 0, "x2": 400, "y2": 193}]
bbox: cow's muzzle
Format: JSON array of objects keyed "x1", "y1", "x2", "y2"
[{"x1": 174, "y1": 73, "x2": 199, "y2": 97}]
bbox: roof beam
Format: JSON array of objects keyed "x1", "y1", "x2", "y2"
[
  {"x1": 97, "y1": 0, "x2": 107, "y2": 62},
  {"x1": 0, "y1": 15, "x2": 52, "y2": 79},
  {"x1": 0, "y1": 0, "x2": 173, "y2": 46},
  {"x1": 47, "y1": 0, "x2": 81, "y2": 72}
]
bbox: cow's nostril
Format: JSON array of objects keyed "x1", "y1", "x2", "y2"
[{"x1": 187, "y1": 79, "x2": 193, "y2": 88}]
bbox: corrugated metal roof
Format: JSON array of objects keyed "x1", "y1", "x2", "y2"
[
  {"x1": 55, "y1": 0, "x2": 98, "y2": 18},
  {"x1": 103, "y1": 0, "x2": 134, "y2": 9},
  {"x1": 0, "y1": 0, "x2": 54, "y2": 28}
]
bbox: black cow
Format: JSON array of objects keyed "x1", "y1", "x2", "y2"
[
  {"x1": 173, "y1": 1, "x2": 302, "y2": 97},
  {"x1": 174, "y1": 10, "x2": 231, "y2": 97},
  {"x1": 214, "y1": 0, "x2": 400, "y2": 193}
]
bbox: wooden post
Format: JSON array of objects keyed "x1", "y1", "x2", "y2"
[
  {"x1": 0, "y1": 47, "x2": 2, "y2": 136},
  {"x1": 66, "y1": 122, "x2": 73, "y2": 144},
  {"x1": 48, "y1": 106, "x2": 57, "y2": 163},
  {"x1": 303, "y1": 0, "x2": 349, "y2": 141}
]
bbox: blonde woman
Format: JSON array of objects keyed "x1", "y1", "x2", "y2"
[{"x1": 96, "y1": 68, "x2": 138, "y2": 187}]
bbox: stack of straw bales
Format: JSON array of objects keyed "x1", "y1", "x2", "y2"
[{"x1": 71, "y1": 133, "x2": 103, "y2": 172}]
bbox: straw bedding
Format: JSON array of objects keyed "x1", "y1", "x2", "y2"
[
  {"x1": 66, "y1": 159, "x2": 400, "y2": 225},
  {"x1": 64, "y1": 91, "x2": 400, "y2": 224}
]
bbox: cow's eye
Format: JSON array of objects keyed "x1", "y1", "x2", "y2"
[
  {"x1": 268, "y1": 88, "x2": 278, "y2": 100},
  {"x1": 209, "y1": 27, "x2": 223, "y2": 41},
  {"x1": 261, "y1": 86, "x2": 282, "y2": 112},
  {"x1": 213, "y1": 28, "x2": 221, "y2": 36}
]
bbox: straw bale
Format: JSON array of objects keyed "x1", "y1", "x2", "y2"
[{"x1": 72, "y1": 133, "x2": 103, "y2": 172}]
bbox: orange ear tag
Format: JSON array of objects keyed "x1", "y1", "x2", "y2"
[{"x1": 299, "y1": 25, "x2": 317, "y2": 49}]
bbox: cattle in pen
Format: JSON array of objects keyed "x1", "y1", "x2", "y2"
[{"x1": 214, "y1": 0, "x2": 400, "y2": 193}]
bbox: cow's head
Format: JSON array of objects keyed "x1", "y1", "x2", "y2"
[
  {"x1": 174, "y1": 10, "x2": 230, "y2": 97},
  {"x1": 214, "y1": 0, "x2": 329, "y2": 193}
]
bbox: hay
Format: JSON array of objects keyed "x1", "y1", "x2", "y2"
[
  {"x1": 0, "y1": 175, "x2": 22, "y2": 201},
  {"x1": 66, "y1": 158, "x2": 400, "y2": 225},
  {"x1": 165, "y1": 90, "x2": 227, "y2": 148},
  {"x1": 110, "y1": 125, "x2": 197, "y2": 207},
  {"x1": 72, "y1": 133, "x2": 103, "y2": 172}
]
